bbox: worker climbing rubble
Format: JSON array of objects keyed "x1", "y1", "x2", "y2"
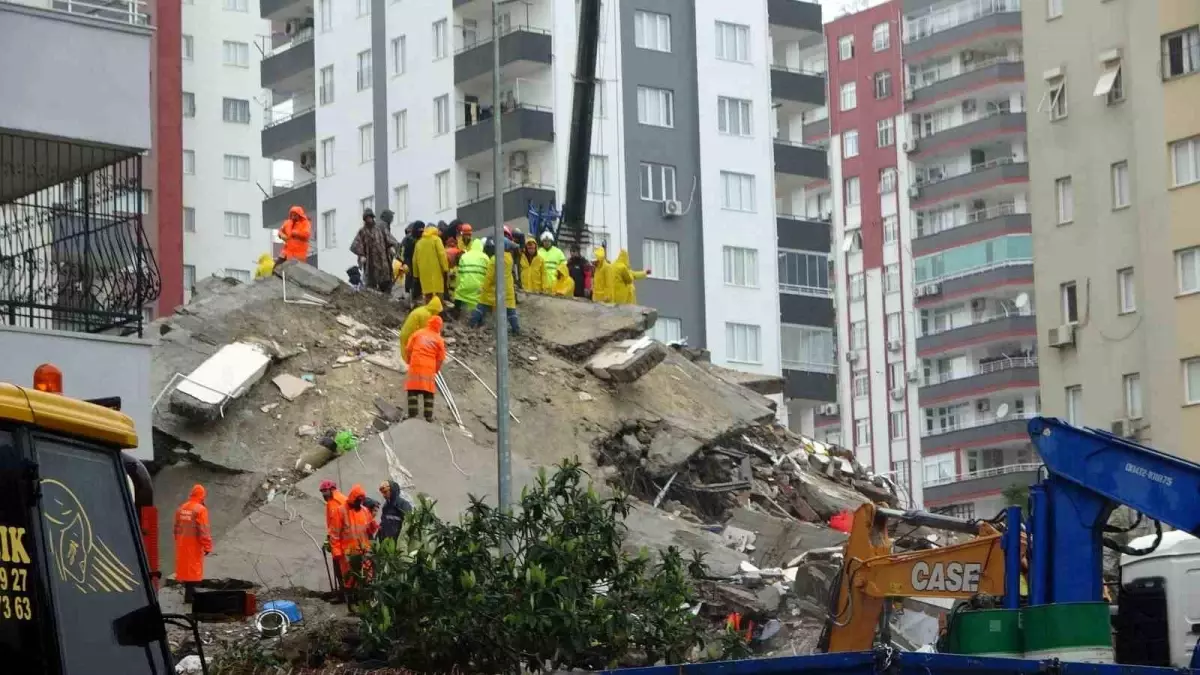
[
  {"x1": 254, "y1": 253, "x2": 275, "y2": 280},
  {"x1": 173, "y1": 484, "x2": 213, "y2": 603},
  {"x1": 399, "y1": 296, "x2": 443, "y2": 363},
  {"x1": 276, "y1": 205, "x2": 312, "y2": 265},
  {"x1": 537, "y1": 231, "x2": 566, "y2": 290},
  {"x1": 519, "y1": 236, "x2": 544, "y2": 294},
  {"x1": 452, "y1": 236, "x2": 488, "y2": 318},
  {"x1": 350, "y1": 209, "x2": 399, "y2": 293},
  {"x1": 469, "y1": 238, "x2": 520, "y2": 334},
  {"x1": 405, "y1": 314, "x2": 447, "y2": 422},
  {"x1": 412, "y1": 223, "x2": 450, "y2": 303},
  {"x1": 612, "y1": 249, "x2": 649, "y2": 305}
]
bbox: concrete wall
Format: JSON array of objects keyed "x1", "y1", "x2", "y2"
[{"x1": 0, "y1": 326, "x2": 155, "y2": 460}]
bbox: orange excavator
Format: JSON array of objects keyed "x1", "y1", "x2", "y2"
[{"x1": 819, "y1": 502, "x2": 1020, "y2": 653}]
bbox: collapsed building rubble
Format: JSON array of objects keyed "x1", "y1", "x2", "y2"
[{"x1": 144, "y1": 263, "x2": 906, "y2": 663}]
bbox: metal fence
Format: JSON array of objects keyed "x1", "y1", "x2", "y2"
[{"x1": 0, "y1": 134, "x2": 161, "y2": 336}]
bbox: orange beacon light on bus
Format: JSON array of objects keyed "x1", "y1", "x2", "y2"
[{"x1": 33, "y1": 363, "x2": 64, "y2": 394}]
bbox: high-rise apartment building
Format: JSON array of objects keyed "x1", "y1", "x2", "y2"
[
  {"x1": 825, "y1": 0, "x2": 1038, "y2": 516},
  {"x1": 1024, "y1": 0, "x2": 1200, "y2": 462},
  {"x1": 181, "y1": 0, "x2": 273, "y2": 296},
  {"x1": 259, "y1": 0, "x2": 836, "y2": 423}
]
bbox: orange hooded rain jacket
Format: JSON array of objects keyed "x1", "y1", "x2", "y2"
[
  {"x1": 280, "y1": 206, "x2": 312, "y2": 261},
  {"x1": 330, "y1": 484, "x2": 374, "y2": 559},
  {"x1": 173, "y1": 484, "x2": 213, "y2": 583},
  {"x1": 405, "y1": 315, "x2": 447, "y2": 394}
]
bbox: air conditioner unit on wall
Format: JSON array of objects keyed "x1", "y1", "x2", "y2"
[
  {"x1": 1111, "y1": 419, "x2": 1140, "y2": 439},
  {"x1": 906, "y1": 369, "x2": 920, "y2": 383},
  {"x1": 904, "y1": 89, "x2": 915, "y2": 102},
  {"x1": 819, "y1": 403, "x2": 840, "y2": 416},
  {"x1": 662, "y1": 199, "x2": 683, "y2": 217},
  {"x1": 908, "y1": 185, "x2": 921, "y2": 199},
  {"x1": 887, "y1": 339, "x2": 902, "y2": 352},
  {"x1": 1048, "y1": 324, "x2": 1076, "y2": 348},
  {"x1": 845, "y1": 350, "x2": 860, "y2": 363},
  {"x1": 890, "y1": 388, "x2": 905, "y2": 401},
  {"x1": 903, "y1": 139, "x2": 919, "y2": 154}
]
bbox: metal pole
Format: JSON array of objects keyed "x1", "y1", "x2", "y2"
[
  {"x1": 492, "y1": 0, "x2": 512, "y2": 519},
  {"x1": 371, "y1": 0, "x2": 389, "y2": 214}
]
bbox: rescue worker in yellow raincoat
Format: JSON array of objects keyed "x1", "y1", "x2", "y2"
[
  {"x1": 255, "y1": 254, "x2": 275, "y2": 279},
  {"x1": 469, "y1": 238, "x2": 520, "y2": 334},
  {"x1": 591, "y1": 247, "x2": 614, "y2": 303},
  {"x1": 519, "y1": 237, "x2": 544, "y2": 293},
  {"x1": 612, "y1": 249, "x2": 650, "y2": 305},
  {"x1": 399, "y1": 295, "x2": 443, "y2": 361},
  {"x1": 411, "y1": 226, "x2": 449, "y2": 301},
  {"x1": 552, "y1": 262, "x2": 575, "y2": 297}
]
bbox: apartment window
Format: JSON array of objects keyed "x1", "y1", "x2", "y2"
[
  {"x1": 639, "y1": 162, "x2": 677, "y2": 202},
  {"x1": 883, "y1": 218, "x2": 899, "y2": 246},
  {"x1": 778, "y1": 250, "x2": 831, "y2": 294},
  {"x1": 723, "y1": 246, "x2": 758, "y2": 287},
  {"x1": 1040, "y1": 77, "x2": 1067, "y2": 120},
  {"x1": 1124, "y1": 373, "x2": 1143, "y2": 419},
  {"x1": 319, "y1": 66, "x2": 335, "y2": 105},
  {"x1": 1111, "y1": 161, "x2": 1130, "y2": 208},
  {"x1": 595, "y1": 79, "x2": 608, "y2": 118},
  {"x1": 872, "y1": 22, "x2": 890, "y2": 52},
  {"x1": 394, "y1": 185, "x2": 409, "y2": 221},
  {"x1": 182, "y1": 150, "x2": 195, "y2": 175},
  {"x1": 852, "y1": 371, "x2": 868, "y2": 398},
  {"x1": 781, "y1": 325, "x2": 834, "y2": 371},
  {"x1": 651, "y1": 318, "x2": 684, "y2": 344},
  {"x1": 889, "y1": 411, "x2": 906, "y2": 440},
  {"x1": 1162, "y1": 27, "x2": 1200, "y2": 79},
  {"x1": 433, "y1": 19, "x2": 448, "y2": 60},
  {"x1": 393, "y1": 110, "x2": 408, "y2": 150},
  {"x1": 718, "y1": 97, "x2": 752, "y2": 136},
  {"x1": 225, "y1": 269, "x2": 252, "y2": 283},
  {"x1": 183, "y1": 207, "x2": 196, "y2": 233},
  {"x1": 359, "y1": 123, "x2": 374, "y2": 162},
  {"x1": 1118, "y1": 268, "x2": 1136, "y2": 314},
  {"x1": 320, "y1": 137, "x2": 335, "y2": 177},
  {"x1": 392, "y1": 36, "x2": 407, "y2": 75},
  {"x1": 223, "y1": 211, "x2": 251, "y2": 238},
  {"x1": 1061, "y1": 281, "x2": 1078, "y2": 324},
  {"x1": 888, "y1": 362, "x2": 904, "y2": 390},
  {"x1": 637, "y1": 86, "x2": 674, "y2": 128},
  {"x1": 1170, "y1": 136, "x2": 1200, "y2": 187},
  {"x1": 319, "y1": 0, "x2": 332, "y2": 31},
  {"x1": 849, "y1": 273, "x2": 865, "y2": 300},
  {"x1": 715, "y1": 21, "x2": 750, "y2": 62},
  {"x1": 1186, "y1": 359, "x2": 1200, "y2": 405},
  {"x1": 844, "y1": 177, "x2": 861, "y2": 206},
  {"x1": 634, "y1": 11, "x2": 671, "y2": 52},
  {"x1": 360, "y1": 196, "x2": 374, "y2": 214},
  {"x1": 838, "y1": 35, "x2": 854, "y2": 61},
  {"x1": 840, "y1": 82, "x2": 857, "y2": 111},
  {"x1": 879, "y1": 168, "x2": 897, "y2": 195},
  {"x1": 435, "y1": 170, "x2": 450, "y2": 212},
  {"x1": 221, "y1": 41, "x2": 249, "y2": 68},
  {"x1": 886, "y1": 312, "x2": 902, "y2": 343},
  {"x1": 222, "y1": 0, "x2": 247, "y2": 11},
  {"x1": 642, "y1": 239, "x2": 680, "y2": 281},
  {"x1": 1177, "y1": 246, "x2": 1200, "y2": 294},
  {"x1": 321, "y1": 210, "x2": 337, "y2": 249},
  {"x1": 222, "y1": 98, "x2": 250, "y2": 124},
  {"x1": 182, "y1": 92, "x2": 195, "y2": 118},
  {"x1": 182, "y1": 35, "x2": 193, "y2": 60},
  {"x1": 874, "y1": 70, "x2": 892, "y2": 99},
  {"x1": 356, "y1": 0, "x2": 369, "y2": 17},
  {"x1": 183, "y1": 265, "x2": 196, "y2": 298},
  {"x1": 357, "y1": 50, "x2": 372, "y2": 91},
  {"x1": 877, "y1": 119, "x2": 895, "y2": 148},
  {"x1": 1065, "y1": 385, "x2": 1082, "y2": 425},
  {"x1": 850, "y1": 320, "x2": 867, "y2": 350},
  {"x1": 721, "y1": 172, "x2": 755, "y2": 212},
  {"x1": 854, "y1": 418, "x2": 871, "y2": 448},
  {"x1": 725, "y1": 323, "x2": 762, "y2": 364},
  {"x1": 588, "y1": 155, "x2": 609, "y2": 195},
  {"x1": 222, "y1": 154, "x2": 250, "y2": 181},
  {"x1": 1055, "y1": 176, "x2": 1073, "y2": 224},
  {"x1": 883, "y1": 262, "x2": 900, "y2": 293},
  {"x1": 842, "y1": 130, "x2": 859, "y2": 158},
  {"x1": 1096, "y1": 57, "x2": 1123, "y2": 104},
  {"x1": 1046, "y1": 0, "x2": 1062, "y2": 19},
  {"x1": 435, "y1": 95, "x2": 450, "y2": 135}
]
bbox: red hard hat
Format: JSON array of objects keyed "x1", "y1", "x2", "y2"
[
  {"x1": 319, "y1": 479, "x2": 337, "y2": 491},
  {"x1": 460, "y1": 223, "x2": 473, "y2": 234},
  {"x1": 503, "y1": 226, "x2": 513, "y2": 239}
]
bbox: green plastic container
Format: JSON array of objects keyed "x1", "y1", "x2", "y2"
[
  {"x1": 947, "y1": 609, "x2": 1024, "y2": 658},
  {"x1": 1022, "y1": 603, "x2": 1114, "y2": 663}
]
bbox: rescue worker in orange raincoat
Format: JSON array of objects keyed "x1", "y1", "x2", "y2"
[
  {"x1": 405, "y1": 314, "x2": 447, "y2": 422},
  {"x1": 277, "y1": 206, "x2": 312, "y2": 264},
  {"x1": 319, "y1": 479, "x2": 348, "y2": 590},
  {"x1": 331, "y1": 484, "x2": 374, "y2": 590},
  {"x1": 173, "y1": 484, "x2": 213, "y2": 602}
]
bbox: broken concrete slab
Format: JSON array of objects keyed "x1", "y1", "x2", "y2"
[
  {"x1": 275, "y1": 260, "x2": 343, "y2": 296},
  {"x1": 273, "y1": 373, "x2": 314, "y2": 401},
  {"x1": 725, "y1": 507, "x2": 847, "y2": 568},
  {"x1": 203, "y1": 494, "x2": 334, "y2": 593},
  {"x1": 365, "y1": 352, "x2": 406, "y2": 373},
  {"x1": 520, "y1": 294, "x2": 657, "y2": 359},
  {"x1": 697, "y1": 361, "x2": 785, "y2": 397},
  {"x1": 169, "y1": 342, "x2": 272, "y2": 422},
  {"x1": 587, "y1": 337, "x2": 668, "y2": 383},
  {"x1": 791, "y1": 471, "x2": 869, "y2": 521}
]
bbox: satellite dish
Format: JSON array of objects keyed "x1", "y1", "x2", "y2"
[
  {"x1": 995, "y1": 403, "x2": 1010, "y2": 419},
  {"x1": 1014, "y1": 292, "x2": 1029, "y2": 309}
]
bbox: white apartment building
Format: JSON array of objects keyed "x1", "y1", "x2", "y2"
[
  {"x1": 181, "y1": 0, "x2": 274, "y2": 295},
  {"x1": 259, "y1": 0, "x2": 830, "y2": 419}
]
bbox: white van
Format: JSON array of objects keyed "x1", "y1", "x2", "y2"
[{"x1": 1115, "y1": 530, "x2": 1200, "y2": 668}]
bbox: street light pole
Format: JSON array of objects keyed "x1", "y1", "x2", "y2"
[{"x1": 492, "y1": 0, "x2": 512, "y2": 518}]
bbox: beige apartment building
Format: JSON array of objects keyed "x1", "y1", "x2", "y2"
[{"x1": 1023, "y1": 0, "x2": 1200, "y2": 462}]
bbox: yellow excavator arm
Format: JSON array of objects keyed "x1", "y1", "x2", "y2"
[{"x1": 823, "y1": 503, "x2": 1009, "y2": 653}]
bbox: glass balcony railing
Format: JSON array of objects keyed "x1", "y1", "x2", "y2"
[
  {"x1": 918, "y1": 306, "x2": 1033, "y2": 339},
  {"x1": 915, "y1": 202, "x2": 1025, "y2": 238},
  {"x1": 909, "y1": 53, "x2": 1022, "y2": 92},
  {"x1": 923, "y1": 355, "x2": 1037, "y2": 386},
  {"x1": 903, "y1": 0, "x2": 1021, "y2": 44},
  {"x1": 923, "y1": 461, "x2": 1042, "y2": 488},
  {"x1": 922, "y1": 410, "x2": 1039, "y2": 438}
]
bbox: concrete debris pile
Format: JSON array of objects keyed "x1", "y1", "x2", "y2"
[{"x1": 144, "y1": 262, "x2": 892, "y2": 659}]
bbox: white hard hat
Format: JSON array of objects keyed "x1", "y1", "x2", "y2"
[{"x1": 540, "y1": 231, "x2": 554, "y2": 242}]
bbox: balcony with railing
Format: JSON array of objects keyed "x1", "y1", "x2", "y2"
[
  {"x1": 917, "y1": 308, "x2": 1035, "y2": 357},
  {"x1": 259, "y1": 28, "x2": 315, "y2": 93},
  {"x1": 774, "y1": 138, "x2": 829, "y2": 181},
  {"x1": 455, "y1": 24, "x2": 552, "y2": 88},
  {"x1": 457, "y1": 183, "x2": 555, "y2": 228},
  {"x1": 261, "y1": 0, "x2": 310, "y2": 22},
  {"x1": 907, "y1": 53, "x2": 1024, "y2": 109},
  {"x1": 776, "y1": 212, "x2": 831, "y2": 253},
  {"x1": 909, "y1": 107, "x2": 1026, "y2": 160},
  {"x1": 770, "y1": 64, "x2": 825, "y2": 109},
  {"x1": 922, "y1": 410, "x2": 1038, "y2": 453},
  {"x1": 456, "y1": 103, "x2": 554, "y2": 163},
  {"x1": 903, "y1": 0, "x2": 1022, "y2": 57},
  {"x1": 913, "y1": 203, "x2": 1031, "y2": 256},
  {"x1": 919, "y1": 354, "x2": 1038, "y2": 404},
  {"x1": 262, "y1": 100, "x2": 316, "y2": 159},
  {"x1": 910, "y1": 156, "x2": 1029, "y2": 205},
  {"x1": 768, "y1": 0, "x2": 822, "y2": 35},
  {"x1": 924, "y1": 461, "x2": 1041, "y2": 501},
  {"x1": 262, "y1": 177, "x2": 316, "y2": 227}
]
